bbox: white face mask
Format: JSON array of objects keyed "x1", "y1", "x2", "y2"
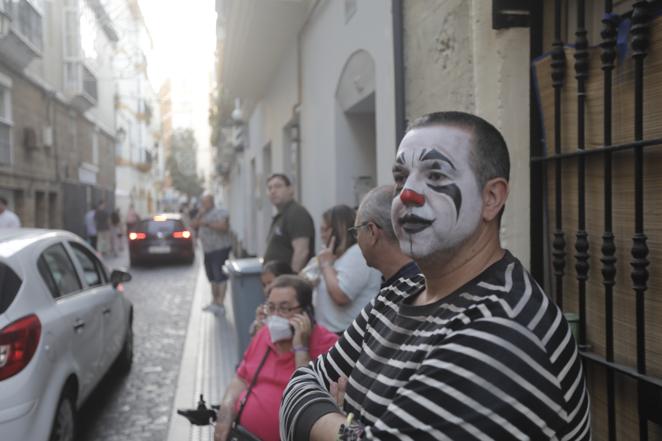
[
  {"x1": 391, "y1": 126, "x2": 483, "y2": 259},
  {"x1": 266, "y1": 315, "x2": 293, "y2": 343}
]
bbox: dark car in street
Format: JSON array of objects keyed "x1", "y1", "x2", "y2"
[{"x1": 128, "y1": 214, "x2": 195, "y2": 266}]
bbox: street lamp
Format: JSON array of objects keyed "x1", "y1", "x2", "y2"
[{"x1": 231, "y1": 98, "x2": 246, "y2": 152}]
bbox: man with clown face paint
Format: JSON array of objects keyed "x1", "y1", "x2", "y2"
[{"x1": 280, "y1": 112, "x2": 590, "y2": 441}]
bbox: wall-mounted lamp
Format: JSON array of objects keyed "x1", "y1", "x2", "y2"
[{"x1": 289, "y1": 123, "x2": 300, "y2": 143}]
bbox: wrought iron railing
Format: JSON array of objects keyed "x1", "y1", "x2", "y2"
[{"x1": 531, "y1": 0, "x2": 662, "y2": 439}]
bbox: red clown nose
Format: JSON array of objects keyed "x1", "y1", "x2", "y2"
[{"x1": 400, "y1": 189, "x2": 425, "y2": 206}]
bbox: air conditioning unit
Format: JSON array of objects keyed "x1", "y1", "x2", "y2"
[
  {"x1": 43, "y1": 126, "x2": 53, "y2": 148},
  {"x1": 23, "y1": 127, "x2": 38, "y2": 150}
]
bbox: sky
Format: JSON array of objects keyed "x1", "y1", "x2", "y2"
[
  {"x1": 139, "y1": 0, "x2": 216, "y2": 90},
  {"x1": 138, "y1": 0, "x2": 217, "y2": 183}
]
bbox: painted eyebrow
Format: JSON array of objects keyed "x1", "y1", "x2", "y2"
[
  {"x1": 395, "y1": 152, "x2": 406, "y2": 164},
  {"x1": 419, "y1": 149, "x2": 456, "y2": 169}
]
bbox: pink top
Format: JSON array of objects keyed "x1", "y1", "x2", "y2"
[{"x1": 234, "y1": 324, "x2": 338, "y2": 441}]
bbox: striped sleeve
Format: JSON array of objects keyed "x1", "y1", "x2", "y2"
[{"x1": 280, "y1": 295, "x2": 377, "y2": 441}]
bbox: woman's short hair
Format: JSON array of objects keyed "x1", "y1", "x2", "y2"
[{"x1": 268, "y1": 275, "x2": 313, "y2": 308}]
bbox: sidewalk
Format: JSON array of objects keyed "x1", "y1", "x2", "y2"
[{"x1": 166, "y1": 260, "x2": 240, "y2": 441}]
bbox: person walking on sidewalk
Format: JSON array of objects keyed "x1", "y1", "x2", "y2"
[
  {"x1": 0, "y1": 197, "x2": 21, "y2": 228},
  {"x1": 190, "y1": 194, "x2": 232, "y2": 315},
  {"x1": 263, "y1": 173, "x2": 315, "y2": 272},
  {"x1": 95, "y1": 200, "x2": 111, "y2": 256},
  {"x1": 84, "y1": 206, "x2": 97, "y2": 249}
]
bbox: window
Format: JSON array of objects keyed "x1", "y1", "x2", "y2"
[
  {"x1": 38, "y1": 243, "x2": 82, "y2": 298},
  {"x1": 15, "y1": 0, "x2": 43, "y2": 52},
  {"x1": 0, "y1": 262, "x2": 22, "y2": 314},
  {"x1": 69, "y1": 242, "x2": 106, "y2": 287},
  {"x1": 0, "y1": 81, "x2": 12, "y2": 165}
]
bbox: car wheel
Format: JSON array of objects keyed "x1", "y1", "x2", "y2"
[
  {"x1": 49, "y1": 387, "x2": 76, "y2": 441},
  {"x1": 114, "y1": 323, "x2": 133, "y2": 374},
  {"x1": 129, "y1": 255, "x2": 140, "y2": 267}
]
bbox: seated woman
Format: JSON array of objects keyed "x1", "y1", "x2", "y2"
[
  {"x1": 214, "y1": 275, "x2": 338, "y2": 441},
  {"x1": 314, "y1": 205, "x2": 382, "y2": 334}
]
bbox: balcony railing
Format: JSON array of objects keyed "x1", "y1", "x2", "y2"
[
  {"x1": 0, "y1": 0, "x2": 43, "y2": 70},
  {"x1": 65, "y1": 60, "x2": 98, "y2": 112}
]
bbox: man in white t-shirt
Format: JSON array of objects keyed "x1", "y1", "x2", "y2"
[{"x1": 0, "y1": 197, "x2": 21, "y2": 228}]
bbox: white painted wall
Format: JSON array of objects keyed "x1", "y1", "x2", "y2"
[
  {"x1": 299, "y1": 0, "x2": 395, "y2": 240},
  {"x1": 403, "y1": 0, "x2": 531, "y2": 267},
  {"x1": 228, "y1": 40, "x2": 300, "y2": 256}
]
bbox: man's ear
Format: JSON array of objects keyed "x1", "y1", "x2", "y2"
[
  {"x1": 482, "y1": 178, "x2": 509, "y2": 222},
  {"x1": 368, "y1": 223, "x2": 380, "y2": 245}
]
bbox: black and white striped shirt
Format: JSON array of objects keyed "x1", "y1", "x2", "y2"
[{"x1": 280, "y1": 251, "x2": 591, "y2": 440}]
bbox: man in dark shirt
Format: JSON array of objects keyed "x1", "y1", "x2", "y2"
[{"x1": 264, "y1": 174, "x2": 315, "y2": 272}]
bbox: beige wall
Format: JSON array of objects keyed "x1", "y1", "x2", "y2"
[{"x1": 403, "y1": 0, "x2": 531, "y2": 267}]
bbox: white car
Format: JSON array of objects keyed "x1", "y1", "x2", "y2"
[{"x1": 0, "y1": 229, "x2": 133, "y2": 441}]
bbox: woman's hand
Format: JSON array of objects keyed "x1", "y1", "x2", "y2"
[
  {"x1": 290, "y1": 311, "x2": 312, "y2": 349},
  {"x1": 213, "y1": 406, "x2": 234, "y2": 441},
  {"x1": 253, "y1": 305, "x2": 267, "y2": 334},
  {"x1": 318, "y1": 236, "x2": 336, "y2": 268}
]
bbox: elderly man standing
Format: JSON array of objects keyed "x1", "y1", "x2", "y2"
[
  {"x1": 280, "y1": 112, "x2": 590, "y2": 440},
  {"x1": 264, "y1": 173, "x2": 315, "y2": 272},
  {"x1": 191, "y1": 194, "x2": 232, "y2": 315}
]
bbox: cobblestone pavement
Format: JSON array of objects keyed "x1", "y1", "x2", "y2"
[{"x1": 77, "y1": 247, "x2": 201, "y2": 441}]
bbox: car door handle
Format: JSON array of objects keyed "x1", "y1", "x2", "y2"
[
  {"x1": 73, "y1": 320, "x2": 85, "y2": 332},
  {"x1": 102, "y1": 308, "x2": 111, "y2": 316}
]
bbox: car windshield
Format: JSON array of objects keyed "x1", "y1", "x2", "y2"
[
  {"x1": 143, "y1": 220, "x2": 181, "y2": 234},
  {"x1": 0, "y1": 262, "x2": 22, "y2": 314}
]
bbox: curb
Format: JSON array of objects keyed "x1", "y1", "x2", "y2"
[{"x1": 166, "y1": 261, "x2": 240, "y2": 441}]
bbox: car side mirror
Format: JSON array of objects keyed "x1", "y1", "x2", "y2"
[{"x1": 110, "y1": 269, "x2": 132, "y2": 288}]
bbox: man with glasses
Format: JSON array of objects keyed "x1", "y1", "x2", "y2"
[
  {"x1": 214, "y1": 275, "x2": 337, "y2": 441},
  {"x1": 350, "y1": 185, "x2": 420, "y2": 289}
]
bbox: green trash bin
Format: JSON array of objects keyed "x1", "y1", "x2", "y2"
[{"x1": 223, "y1": 258, "x2": 264, "y2": 359}]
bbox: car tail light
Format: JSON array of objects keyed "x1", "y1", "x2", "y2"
[
  {"x1": 129, "y1": 232, "x2": 147, "y2": 240},
  {"x1": 0, "y1": 314, "x2": 41, "y2": 381},
  {"x1": 172, "y1": 231, "x2": 191, "y2": 239}
]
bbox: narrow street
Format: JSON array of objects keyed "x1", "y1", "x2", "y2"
[{"x1": 76, "y1": 249, "x2": 200, "y2": 441}]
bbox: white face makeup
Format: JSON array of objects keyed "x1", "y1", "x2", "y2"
[{"x1": 391, "y1": 125, "x2": 483, "y2": 259}]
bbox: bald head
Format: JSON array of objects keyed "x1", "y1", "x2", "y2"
[{"x1": 357, "y1": 185, "x2": 397, "y2": 243}]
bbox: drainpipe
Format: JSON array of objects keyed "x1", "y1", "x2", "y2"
[{"x1": 392, "y1": 0, "x2": 406, "y2": 147}]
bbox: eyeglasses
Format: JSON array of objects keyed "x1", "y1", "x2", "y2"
[
  {"x1": 264, "y1": 302, "x2": 302, "y2": 315},
  {"x1": 347, "y1": 221, "x2": 381, "y2": 239}
]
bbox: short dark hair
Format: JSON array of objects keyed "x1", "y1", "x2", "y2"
[
  {"x1": 268, "y1": 274, "x2": 313, "y2": 309},
  {"x1": 266, "y1": 173, "x2": 291, "y2": 187},
  {"x1": 0, "y1": 196, "x2": 7, "y2": 206},
  {"x1": 407, "y1": 111, "x2": 510, "y2": 189},
  {"x1": 262, "y1": 260, "x2": 294, "y2": 278}
]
